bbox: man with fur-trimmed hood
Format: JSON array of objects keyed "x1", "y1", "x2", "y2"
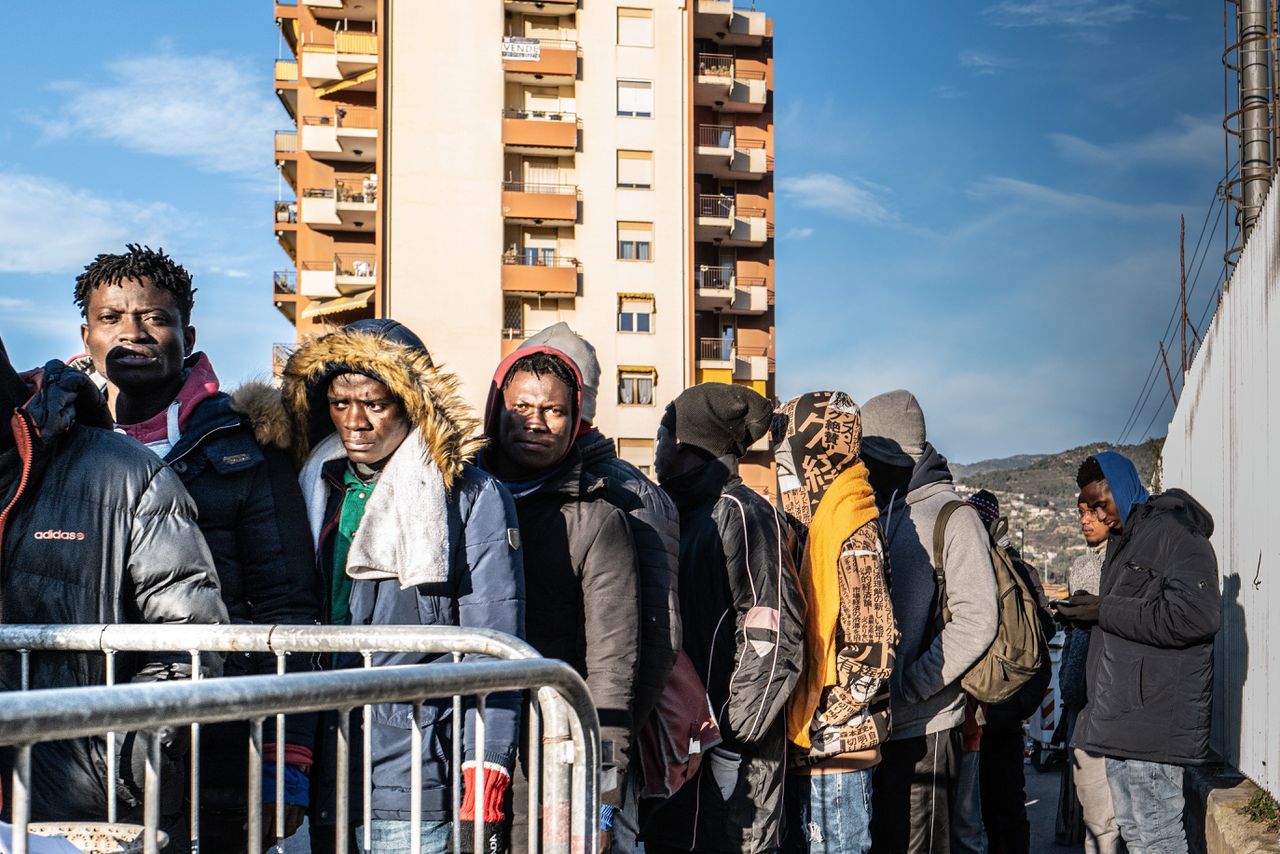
[
  {"x1": 773, "y1": 391, "x2": 897, "y2": 854},
  {"x1": 282, "y1": 319, "x2": 525, "y2": 854}
]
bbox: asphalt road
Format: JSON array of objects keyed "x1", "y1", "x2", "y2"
[{"x1": 1027, "y1": 756, "x2": 1082, "y2": 852}]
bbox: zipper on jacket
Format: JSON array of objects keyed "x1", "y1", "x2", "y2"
[
  {"x1": 164, "y1": 422, "x2": 242, "y2": 468},
  {"x1": 0, "y1": 409, "x2": 38, "y2": 602}
]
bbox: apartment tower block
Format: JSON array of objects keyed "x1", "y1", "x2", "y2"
[{"x1": 272, "y1": 0, "x2": 776, "y2": 493}]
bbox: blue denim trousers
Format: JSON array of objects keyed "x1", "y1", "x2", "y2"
[
  {"x1": 361, "y1": 818, "x2": 451, "y2": 854},
  {"x1": 1104, "y1": 757, "x2": 1188, "y2": 854},
  {"x1": 783, "y1": 767, "x2": 873, "y2": 854}
]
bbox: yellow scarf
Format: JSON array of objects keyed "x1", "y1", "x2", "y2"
[{"x1": 785, "y1": 461, "x2": 879, "y2": 748}]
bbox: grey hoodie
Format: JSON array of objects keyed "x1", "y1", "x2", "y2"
[{"x1": 879, "y1": 445, "x2": 998, "y2": 740}]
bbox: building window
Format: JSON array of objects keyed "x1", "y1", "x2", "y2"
[
  {"x1": 617, "y1": 294, "x2": 654, "y2": 333},
  {"x1": 617, "y1": 80, "x2": 653, "y2": 118},
  {"x1": 617, "y1": 8, "x2": 654, "y2": 47},
  {"x1": 617, "y1": 221, "x2": 653, "y2": 261},
  {"x1": 618, "y1": 437, "x2": 656, "y2": 476},
  {"x1": 503, "y1": 296, "x2": 524, "y2": 338},
  {"x1": 618, "y1": 369, "x2": 657, "y2": 407},
  {"x1": 617, "y1": 150, "x2": 653, "y2": 189}
]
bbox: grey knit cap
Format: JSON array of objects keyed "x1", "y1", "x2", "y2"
[
  {"x1": 518, "y1": 322, "x2": 601, "y2": 424},
  {"x1": 860, "y1": 389, "x2": 926, "y2": 466}
]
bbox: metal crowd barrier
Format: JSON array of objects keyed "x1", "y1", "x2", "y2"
[{"x1": 0, "y1": 625, "x2": 602, "y2": 854}]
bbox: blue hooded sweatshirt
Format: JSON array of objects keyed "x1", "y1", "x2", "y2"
[{"x1": 1095, "y1": 451, "x2": 1150, "y2": 528}]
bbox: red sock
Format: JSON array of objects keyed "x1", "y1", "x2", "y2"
[{"x1": 459, "y1": 763, "x2": 511, "y2": 823}]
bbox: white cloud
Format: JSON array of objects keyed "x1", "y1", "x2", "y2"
[
  {"x1": 933, "y1": 84, "x2": 967, "y2": 100},
  {"x1": 982, "y1": 0, "x2": 1143, "y2": 28},
  {"x1": 959, "y1": 50, "x2": 1010, "y2": 75},
  {"x1": 1049, "y1": 115, "x2": 1221, "y2": 170},
  {"x1": 0, "y1": 171, "x2": 177, "y2": 274},
  {"x1": 970, "y1": 175, "x2": 1183, "y2": 221},
  {"x1": 37, "y1": 51, "x2": 279, "y2": 176},
  {"x1": 784, "y1": 227, "x2": 814, "y2": 240},
  {"x1": 778, "y1": 173, "x2": 899, "y2": 226}
]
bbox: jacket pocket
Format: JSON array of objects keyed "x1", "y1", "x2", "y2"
[{"x1": 1091, "y1": 647, "x2": 1144, "y2": 719}]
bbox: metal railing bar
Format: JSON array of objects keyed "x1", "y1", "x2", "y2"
[
  {"x1": 335, "y1": 708, "x2": 351, "y2": 853},
  {"x1": 13, "y1": 744, "x2": 31, "y2": 854},
  {"x1": 361, "y1": 652, "x2": 373, "y2": 854},
  {"x1": 105, "y1": 649, "x2": 118, "y2": 824},
  {"x1": 473, "y1": 694, "x2": 486, "y2": 854},
  {"x1": 411, "y1": 701, "x2": 424, "y2": 854},
  {"x1": 145, "y1": 733, "x2": 162, "y2": 854},
  {"x1": 248, "y1": 718, "x2": 264, "y2": 854},
  {"x1": 275, "y1": 652, "x2": 286, "y2": 850},
  {"x1": 528, "y1": 696, "x2": 541, "y2": 853},
  {"x1": 451, "y1": 652, "x2": 463, "y2": 854},
  {"x1": 190, "y1": 650, "x2": 203, "y2": 853}
]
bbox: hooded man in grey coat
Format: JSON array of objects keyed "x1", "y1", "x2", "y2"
[{"x1": 860, "y1": 390, "x2": 998, "y2": 854}]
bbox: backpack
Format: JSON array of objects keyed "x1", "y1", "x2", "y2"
[{"x1": 929, "y1": 501, "x2": 1047, "y2": 705}]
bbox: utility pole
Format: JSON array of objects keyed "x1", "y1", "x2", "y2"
[
  {"x1": 1160, "y1": 341, "x2": 1180, "y2": 406},
  {"x1": 1180, "y1": 215, "x2": 1188, "y2": 374},
  {"x1": 1239, "y1": 0, "x2": 1273, "y2": 238}
]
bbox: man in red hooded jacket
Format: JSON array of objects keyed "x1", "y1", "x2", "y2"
[{"x1": 479, "y1": 347, "x2": 640, "y2": 851}]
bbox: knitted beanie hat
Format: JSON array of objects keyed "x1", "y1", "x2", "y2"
[
  {"x1": 661, "y1": 382, "x2": 772, "y2": 459},
  {"x1": 860, "y1": 389, "x2": 926, "y2": 467},
  {"x1": 966, "y1": 489, "x2": 1001, "y2": 527},
  {"x1": 518, "y1": 322, "x2": 601, "y2": 425}
]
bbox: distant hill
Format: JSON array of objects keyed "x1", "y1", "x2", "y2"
[
  {"x1": 951, "y1": 454, "x2": 1049, "y2": 480},
  {"x1": 954, "y1": 438, "x2": 1163, "y2": 585}
]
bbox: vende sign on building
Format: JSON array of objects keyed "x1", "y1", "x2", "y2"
[{"x1": 502, "y1": 37, "x2": 541, "y2": 61}]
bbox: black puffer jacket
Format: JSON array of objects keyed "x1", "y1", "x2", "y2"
[
  {"x1": 502, "y1": 447, "x2": 640, "y2": 800},
  {"x1": 645, "y1": 456, "x2": 804, "y2": 854},
  {"x1": 577, "y1": 428, "x2": 680, "y2": 725},
  {"x1": 0, "y1": 361, "x2": 228, "y2": 821},
  {"x1": 1074, "y1": 490, "x2": 1221, "y2": 765}
]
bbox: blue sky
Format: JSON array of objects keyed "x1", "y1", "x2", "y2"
[{"x1": 0, "y1": 1, "x2": 1227, "y2": 462}]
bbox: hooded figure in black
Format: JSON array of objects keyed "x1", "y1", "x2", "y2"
[
  {"x1": 643, "y1": 383, "x2": 804, "y2": 854},
  {"x1": 0, "y1": 336, "x2": 228, "y2": 836}
]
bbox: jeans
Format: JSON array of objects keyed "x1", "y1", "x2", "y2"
[
  {"x1": 1105, "y1": 757, "x2": 1187, "y2": 854},
  {"x1": 783, "y1": 767, "x2": 873, "y2": 854},
  {"x1": 361, "y1": 818, "x2": 451, "y2": 854},
  {"x1": 952, "y1": 751, "x2": 986, "y2": 854}
]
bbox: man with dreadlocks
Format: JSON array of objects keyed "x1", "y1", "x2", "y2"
[{"x1": 73, "y1": 244, "x2": 322, "y2": 850}]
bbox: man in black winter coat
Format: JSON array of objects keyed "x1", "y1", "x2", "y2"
[
  {"x1": 74, "y1": 244, "x2": 321, "y2": 849},
  {"x1": 1060, "y1": 452, "x2": 1220, "y2": 854},
  {"x1": 480, "y1": 346, "x2": 640, "y2": 852},
  {"x1": 644, "y1": 383, "x2": 805, "y2": 854},
  {"x1": 0, "y1": 336, "x2": 228, "y2": 833}
]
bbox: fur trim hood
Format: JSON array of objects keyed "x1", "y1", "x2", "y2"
[
  {"x1": 281, "y1": 327, "x2": 484, "y2": 487},
  {"x1": 230, "y1": 381, "x2": 292, "y2": 451}
]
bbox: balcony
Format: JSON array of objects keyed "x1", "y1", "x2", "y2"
[
  {"x1": 300, "y1": 112, "x2": 378, "y2": 163},
  {"x1": 501, "y1": 253, "x2": 579, "y2": 297},
  {"x1": 304, "y1": 0, "x2": 378, "y2": 21},
  {"x1": 725, "y1": 206, "x2": 769, "y2": 247},
  {"x1": 694, "y1": 265, "x2": 734, "y2": 310},
  {"x1": 274, "y1": 200, "x2": 298, "y2": 260},
  {"x1": 274, "y1": 130, "x2": 298, "y2": 161},
  {"x1": 695, "y1": 194, "x2": 734, "y2": 242},
  {"x1": 726, "y1": 277, "x2": 769, "y2": 315},
  {"x1": 272, "y1": 342, "x2": 297, "y2": 376},
  {"x1": 299, "y1": 253, "x2": 377, "y2": 298},
  {"x1": 694, "y1": 126, "x2": 767, "y2": 180},
  {"x1": 694, "y1": 1, "x2": 768, "y2": 46},
  {"x1": 274, "y1": 59, "x2": 299, "y2": 118},
  {"x1": 299, "y1": 177, "x2": 377, "y2": 232},
  {"x1": 726, "y1": 67, "x2": 768, "y2": 113},
  {"x1": 272, "y1": 270, "x2": 297, "y2": 322},
  {"x1": 502, "y1": 108, "x2": 578, "y2": 156},
  {"x1": 697, "y1": 336, "x2": 735, "y2": 369},
  {"x1": 300, "y1": 31, "x2": 378, "y2": 88},
  {"x1": 503, "y1": 37, "x2": 579, "y2": 85},
  {"x1": 501, "y1": 181, "x2": 579, "y2": 225},
  {"x1": 694, "y1": 53, "x2": 734, "y2": 106},
  {"x1": 505, "y1": 0, "x2": 577, "y2": 11},
  {"x1": 734, "y1": 344, "x2": 771, "y2": 381},
  {"x1": 501, "y1": 328, "x2": 527, "y2": 359}
]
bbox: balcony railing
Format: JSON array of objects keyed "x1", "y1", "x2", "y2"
[
  {"x1": 503, "y1": 252, "x2": 579, "y2": 268},
  {"x1": 737, "y1": 205, "x2": 766, "y2": 218},
  {"x1": 505, "y1": 36, "x2": 579, "y2": 51},
  {"x1": 273, "y1": 270, "x2": 297, "y2": 294},
  {"x1": 699, "y1": 337, "x2": 735, "y2": 361},
  {"x1": 274, "y1": 59, "x2": 299, "y2": 82},
  {"x1": 502, "y1": 107, "x2": 578, "y2": 123},
  {"x1": 696, "y1": 53, "x2": 733, "y2": 77},
  {"x1": 274, "y1": 131, "x2": 298, "y2": 154},
  {"x1": 272, "y1": 343, "x2": 298, "y2": 371},
  {"x1": 335, "y1": 31, "x2": 378, "y2": 54},
  {"x1": 735, "y1": 67, "x2": 767, "y2": 80},
  {"x1": 274, "y1": 200, "x2": 298, "y2": 223},
  {"x1": 697, "y1": 265, "x2": 734, "y2": 290},
  {"x1": 336, "y1": 253, "x2": 376, "y2": 278},
  {"x1": 502, "y1": 327, "x2": 526, "y2": 340},
  {"x1": 303, "y1": 188, "x2": 335, "y2": 199},
  {"x1": 502, "y1": 180, "x2": 579, "y2": 196},
  {"x1": 698, "y1": 194, "x2": 734, "y2": 218},
  {"x1": 697, "y1": 124, "x2": 734, "y2": 148},
  {"x1": 738, "y1": 343, "x2": 770, "y2": 357},
  {"x1": 336, "y1": 177, "x2": 377, "y2": 203},
  {"x1": 303, "y1": 110, "x2": 378, "y2": 129}
]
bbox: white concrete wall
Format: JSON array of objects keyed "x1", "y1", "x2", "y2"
[{"x1": 1162, "y1": 176, "x2": 1280, "y2": 797}]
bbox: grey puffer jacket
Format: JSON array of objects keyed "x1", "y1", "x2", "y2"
[
  {"x1": 0, "y1": 361, "x2": 228, "y2": 822},
  {"x1": 577, "y1": 428, "x2": 680, "y2": 726},
  {"x1": 1074, "y1": 490, "x2": 1220, "y2": 765},
  {"x1": 877, "y1": 444, "x2": 998, "y2": 740}
]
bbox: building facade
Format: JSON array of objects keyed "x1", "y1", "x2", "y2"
[{"x1": 272, "y1": 0, "x2": 776, "y2": 492}]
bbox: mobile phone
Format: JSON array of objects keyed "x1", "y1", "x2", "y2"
[{"x1": 1049, "y1": 598, "x2": 1071, "y2": 607}]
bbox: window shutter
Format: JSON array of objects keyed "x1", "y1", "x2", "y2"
[{"x1": 618, "y1": 8, "x2": 653, "y2": 46}]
